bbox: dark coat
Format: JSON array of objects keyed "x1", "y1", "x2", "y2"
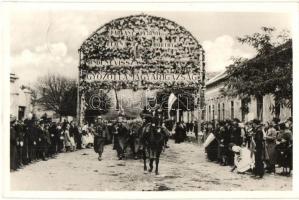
[
  {"x1": 38, "y1": 127, "x2": 51, "y2": 153},
  {"x1": 70, "y1": 125, "x2": 80, "y2": 142},
  {"x1": 10, "y1": 125, "x2": 18, "y2": 170},
  {"x1": 276, "y1": 128, "x2": 292, "y2": 168},
  {"x1": 253, "y1": 125, "x2": 265, "y2": 177},
  {"x1": 231, "y1": 125, "x2": 242, "y2": 146},
  {"x1": 94, "y1": 123, "x2": 108, "y2": 154},
  {"x1": 174, "y1": 124, "x2": 187, "y2": 143}
]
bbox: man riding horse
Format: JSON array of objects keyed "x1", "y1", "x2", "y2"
[{"x1": 139, "y1": 112, "x2": 169, "y2": 175}]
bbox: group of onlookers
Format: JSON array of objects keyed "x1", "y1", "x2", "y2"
[
  {"x1": 10, "y1": 111, "x2": 293, "y2": 179},
  {"x1": 163, "y1": 120, "x2": 199, "y2": 144},
  {"x1": 203, "y1": 117, "x2": 293, "y2": 178},
  {"x1": 10, "y1": 114, "x2": 97, "y2": 171}
]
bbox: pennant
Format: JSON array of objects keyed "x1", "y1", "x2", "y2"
[{"x1": 168, "y1": 93, "x2": 177, "y2": 118}]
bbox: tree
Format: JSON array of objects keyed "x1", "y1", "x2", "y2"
[
  {"x1": 34, "y1": 73, "x2": 77, "y2": 119},
  {"x1": 222, "y1": 27, "x2": 292, "y2": 117}
]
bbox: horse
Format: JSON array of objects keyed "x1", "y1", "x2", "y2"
[{"x1": 141, "y1": 123, "x2": 167, "y2": 175}]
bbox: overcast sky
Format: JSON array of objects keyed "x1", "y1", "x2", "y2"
[{"x1": 9, "y1": 10, "x2": 292, "y2": 85}]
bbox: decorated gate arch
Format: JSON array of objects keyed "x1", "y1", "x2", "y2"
[{"x1": 77, "y1": 14, "x2": 205, "y2": 124}]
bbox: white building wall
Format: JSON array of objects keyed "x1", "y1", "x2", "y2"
[
  {"x1": 205, "y1": 82, "x2": 292, "y2": 123},
  {"x1": 10, "y1": 74, "x2": 33, "y2": 120}
]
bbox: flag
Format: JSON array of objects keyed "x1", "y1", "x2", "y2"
[
  {"x1": 168, "y1": 93, "x2": 177, "y2": 118},
  {"x1": 118, "y1": 97, "x2": 125, "y2": 116}
]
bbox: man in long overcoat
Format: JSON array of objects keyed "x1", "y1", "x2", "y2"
[
  {"x1": 94, "y1": 116, "x2": 108, "y2": 161},
  {"x1": 112, "y1": 116, "x2": 129, "y2": 160},
  {"x1": 10, "y1": 115, "x2": 18, "y2": 171},
  {"x1": 252, "y1": 119, "x2": 265, "y2": 178}
]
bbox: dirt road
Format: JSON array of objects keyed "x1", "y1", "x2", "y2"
[{"x1": 10, "y1": 140, "x2": 292, "y2": 191}]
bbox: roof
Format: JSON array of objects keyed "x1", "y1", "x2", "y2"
[
  {"x1": 205, "y1": 40, "x2": 292, "y2": 88},
  {"x1": 206, "y1": 71, "x2": 227, "y2": 87}
]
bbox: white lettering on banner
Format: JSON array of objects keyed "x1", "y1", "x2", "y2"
[
  {"x1": 86, "y1": 58, "x2": 195, "y2": 68},
  {"x1": 85, "y1": 71, "x2": 199, "y2": 82}
]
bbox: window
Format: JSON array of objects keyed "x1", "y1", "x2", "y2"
[
  {"x1": 231, "y1": 101, "x2": 234, "y2": 119},
  {"x1": 208, "y1": 105, "x2": 211, "y2": 121},
  {"x1": 222, "y1": 103, "x2": 225, "y2": 120},
  {"x1": 274, "y1": 101, "x2": 281, "y2": 118},
  {"x1": 241, "y1": 99, "x2": 247, "y2": 122},
  {"x1": 212, "y1": 105, "x2": 215, "y2": 120},
  {"x1": 256, "y1": 96, "x2": 263, "y2": 121},
  {"x1": 18, "y1": 106, "x2": 25, "y2": 120},
  {"x1": 218, "y1": 103, "x2": 221, "y2": 121}
]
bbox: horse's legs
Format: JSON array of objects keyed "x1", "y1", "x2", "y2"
[
  {"x1": 143, "y1": 150, "x2": 147, "y2": 171},
  {"x1": 149, "y1": 159, "x2": 154, "y2": 172},
  {"x1": 155, "y1": 156, "x2": 160, "y2": 175},
  {"x1": 131, "y1": 140, "x2": 136, "y2": 159}
]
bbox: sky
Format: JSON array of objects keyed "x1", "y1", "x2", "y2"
[{"x1": 9, "y1": 10, "x2": 292, "y2": 85}]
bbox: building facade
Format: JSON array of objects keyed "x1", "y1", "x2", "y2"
[
  {"x1": 204, "y1": 41, "x2": 292, "y2": 123},
  {"x1": 10, "y1": 73, "x2": 33, "y2": 120},
  {"x1": 205, "y1": 71, "x2": 291, "y2": 123}
]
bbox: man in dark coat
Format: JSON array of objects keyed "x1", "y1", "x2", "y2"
[
  {"x1": 174, "y1": 122, "x2": 187, "y2": 143},
  {"x1": 21, "y1": 120, "x2": 29, "y2": 165},
  {"x1": 15, "y1": 120, "x2": 25, "y2": 168},
  {"x1": 276, "y1": 123, "x2": 292, "y2": 175},
  {"x1": 24, "y1": 116, "x2": 34, "y2": 163},
  {"x1": 37, "y1": 122, "x2": 50, "y2": 161},
  {"x1": 10, "y1": 115, "x2": 18, "y2": 171},
  {"x1": 112, "y1": 116, "x2": 129, "y2": 160},
  {"x1": 225, "y1": 120, "x2": 234, "y2": 166},
  {"x1": 28, "y1": 119, "x2": 39, "y2": 162},
  {"x1": 70, "y1": 121, "x2": 81, "y2": 150},
  {"x1": 231, "y1": 118, "x2": 242, "y2": 146},
  {"x1": 48, "y1": 122, "x2": 58, "y2": 157},
  {"x1": 57, "y1": 124, "x2": 65, "y2": 152},
  {"x1": 194, "y1": 121, "x2": 198, "y2": 141},
  {"x1": 252, "y1": 119, "x2": 265, "y2": 178},
  {"x1": 94, "y1": 116, "x2": 108, "y2": 161},
  {"x1": 217, "y1": 121, "x2": 230, "y2": 165}
]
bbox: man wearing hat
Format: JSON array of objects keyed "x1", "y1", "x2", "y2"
[
  {"x1": 231, "y1": 118, "x2": 242, "y2": 146},
  {"x1": 10, "y1": 115, "x2": 18, "y2": 171},
  {"x1": 94, "y1": 116, "x2": 108, "y2": 161},
  {"x1": 112, "y1": 115, "x2": 129, "y2": 160},
  {"x1": 252, "y1": 119, "x2": 265, "y2": 178}
]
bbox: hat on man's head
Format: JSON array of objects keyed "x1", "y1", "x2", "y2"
[
  {"x1": 279, "y1": 122, "x2": 286, "y2": 130},
  {"x1": 218, "y1": 121, "x2": 225, "y2": 127},
  {"x1": 97, "y1": 115, "x2": 102, "y2": 119},
  {"x1": 10, "y1": 114, "x2": 16, "y2": 123},
  {"x1": 252, "y1": 119, "x2": 261, "y2": 125},
  {"x1": 233, "y1": 118, "x2": 240, "y2": 123},
  {"x1": 272, "y1": 117, "x2": 280, "y2": 124}
]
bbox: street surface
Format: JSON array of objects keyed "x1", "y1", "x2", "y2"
[{"x1": 11, "y1": 140, "x2": 292, "y2": 191}]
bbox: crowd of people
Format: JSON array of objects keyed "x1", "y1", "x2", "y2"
[
  {"x1": 10, "y1": 114, "x2": 92, "y2": 171},
  {"x1": 10, "y1": 112, "x2": 168, "y2": 171},
  {"x1": 202, "y1": 117, "x2": 293, "y2": 178},
  {"x1": 10, "y1": 111, "x2": 293, "y2": 179}
]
